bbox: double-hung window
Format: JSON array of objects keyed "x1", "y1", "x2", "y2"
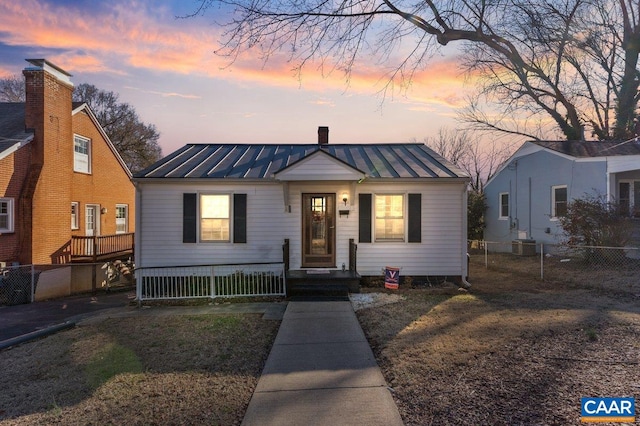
[
  {"x1": 499, "y1": 193, "x2": 509, "y2": 219},
  {"x1": 200, "y1": 194, "x2": 230, "y2": 241},
  {"x1": 115, "y1": 204, "x2": 128, "y2": 234},
  {"x1": 374, "y1": 194, "x2": 404, "y2": 241},
  {"x1": 0, "y1": 198, "x2": 14, "y2": 233},
  {"x1": 71, "y1": 202, "x2": 79, "y2": 229},
  {"x1": 74, "y1": 135, "x2": 91, "y2": 173},
  {"x1": 551, "y1": 185, "x2": 568, "y2": 219}
]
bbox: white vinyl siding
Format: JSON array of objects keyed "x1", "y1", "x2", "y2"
[
  {"x1": 71, "y1": 202, "x2": 79, "y2": 230},
  {"x1": 135, "y1": 181, "x2": 467, "y2": 278},
  {"x1": 74, "y1": 135, "x2": 91, "y2": 173},
  {"x1": 0, "y1": 198, "x2": 14, "y2": 232},
  {"x1": 116, "y1": 204, "x2": 128, "y2": 234},
  {"x1": 200, "y1": 194, "x2": 230, "y2": 241}
]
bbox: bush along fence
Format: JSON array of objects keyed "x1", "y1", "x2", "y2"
[
  {"x1": 135, "y1": 262, "x2": 286, "y2": 302},
  {"x1": 468, "y1": 240, "x2": 640, "y2": 289}
]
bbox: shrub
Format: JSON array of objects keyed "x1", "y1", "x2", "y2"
[{"x1": 558, "y1": 194, "x2": 633, "y2": 263}]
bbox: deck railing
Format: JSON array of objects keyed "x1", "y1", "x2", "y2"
[
  {"x1": 71, "y1": 233, "x2": 134, "y2": 261},
  {"x1": 136, "y1": 262, "x2": 286, "y2": 301}
]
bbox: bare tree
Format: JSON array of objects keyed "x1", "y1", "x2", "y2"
[
  {"x1": 424, "y1": 128, "x2": 515, "y2": 192},
  {"x1": 0, "y1": 74, "x2": 25, "y2": 102},
  {"x1": 0, "y1": 75, "x2": 162, "y2": 172},
  {"x1": 73, "y1": 84, "x2": 162, "y2": 172},
  {"x1": 188, "y1": 0, "x2": 639, "y2": 141}
]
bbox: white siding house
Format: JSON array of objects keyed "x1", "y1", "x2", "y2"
[{"x1": 133, "y1": 128, "x2": 470, "y2": 288}]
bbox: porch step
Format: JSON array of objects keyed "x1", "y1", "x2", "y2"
[
  {"x1": 286, "y1": 269, "x2": 361, "y2": 295},
  {"x1": 288, "y1": 283, "x2": 350, "y2": 299}
]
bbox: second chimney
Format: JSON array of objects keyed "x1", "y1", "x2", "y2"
[{"x1": 318, "y1": 126, "x2": 329, "y2": 145}]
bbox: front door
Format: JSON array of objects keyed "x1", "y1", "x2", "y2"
[{"x1": 302, "y1": 194, "x2": 335, "y2": 268}]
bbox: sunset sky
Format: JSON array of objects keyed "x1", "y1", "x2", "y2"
[{"x1": 0, "y1": 0, "x2": 474, "y2": 155}]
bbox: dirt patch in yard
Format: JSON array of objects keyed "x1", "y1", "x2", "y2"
[
  {"x1": 0, "y1": 314, "x2": 278, "y2": 425},
  {"x1": 356, "y1": 264, "x2": 640, "y2": 425}
]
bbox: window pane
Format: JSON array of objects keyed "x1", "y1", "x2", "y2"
[
  {"x1": 201, "y1": 219, "x2": 230, "y2": 241},
  {"x1": 375, "y1": 195, "x2": 404, "y2": 241},
  {"x1": 201, "y1": 195, "x2": 229, "y2": 219},
  {"x1": 500, "y1": 193, "x2": 509, "y2": 217},
  {"x1": 116, "y1": 205, "x2": 128, "y2": 233},
  {"x1": 0, "y1": 200, "x2": 10, "y2": 231},
  {"x1": 74, "y1": 136, "x2": 90, "y2": 173},
  {"x1": 200, "y1": 195, "x2": 230, "y2": 241},
  {"x1": 554, "y1": 187, "x2": 567, "y2": 217},
  {"x1": 71, "y1": 203, "x2": 78, "y2": 229}
]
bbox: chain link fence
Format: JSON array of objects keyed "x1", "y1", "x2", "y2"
[
  {"x1": 0, "y1": 265, "x2": 38, "y2": 306},
  {"x1": 0, "y1": 260, "x2": 135, "y2": 306},
  {"x1": 468, "y1": 240, "x2": 640, "y2": 293}
]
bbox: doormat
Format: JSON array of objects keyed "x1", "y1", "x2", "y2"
[
  {"x1": 306, "y1": 269, "x2": 331, "y2": 275},
  {"x1": 384, "y1": 266, "x2": 400, "y2": 290}
]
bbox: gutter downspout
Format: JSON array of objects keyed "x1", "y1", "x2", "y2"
[
  {"x1": 133, "y1": 181, "x2": 142, "y2": 305},
  {"x1": 461, "y1": 184, "x2": 471, "y2": 289}
]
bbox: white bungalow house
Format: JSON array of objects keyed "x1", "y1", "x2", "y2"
[
  {"x1": 484, "y1": 140, "x2": 640, "y2": 250},
  {"x1": 133, "y1": 127, "x2": 470, "y2": 296}
]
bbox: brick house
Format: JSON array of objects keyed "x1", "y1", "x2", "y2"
[{"x1": 0, "y1": 59, "x2": 135, "y2": 266}]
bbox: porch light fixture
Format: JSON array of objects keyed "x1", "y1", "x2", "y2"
[
  {"x1": 342, "y1": 192, "x2": 348, "y2": 205},
  {"x1": 100, "y1": 207, "x2": 108, "y2": 214}
]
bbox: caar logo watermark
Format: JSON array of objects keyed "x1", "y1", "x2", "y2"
[{"x1": 581, "y1": 397, "x2": 635, "y2": 423}]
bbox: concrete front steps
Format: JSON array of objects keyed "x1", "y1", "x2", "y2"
[{"x1": 286, "y1": 270, "x2": 360, "y2": 298}]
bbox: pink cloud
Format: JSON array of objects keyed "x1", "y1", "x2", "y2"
[{"x1": 0, "y1": 0, "x2": 474, "y2": 114}]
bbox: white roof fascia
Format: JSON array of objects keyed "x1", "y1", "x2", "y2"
[
  {"x1": 606, "y1": 155, "x2": 640, "y2": 174},
  {"x1": 0, "y1": 135, "x2": 34, "y2": 161}
]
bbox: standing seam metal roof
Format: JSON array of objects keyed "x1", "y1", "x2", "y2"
[{"x1": 133, "y1": 143, "x2": 468, "y2": 179}]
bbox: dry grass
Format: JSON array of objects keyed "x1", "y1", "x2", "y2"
[
  {"x1": 0, "y1": 314, "x2": 278, "y2": 425},
  {"x1": 357, "y1": 264, "x2": 640, "y2": 425},
  {"x1": 2, "y1": 263, "x2": 639, "y2": 425}
]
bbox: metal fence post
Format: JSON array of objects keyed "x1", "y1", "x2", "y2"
[
  {"x1": 540, "y1": 243, "x2": 544, "y2": 281},
  {"x1": 31, "y1": 264, "x2": 35, "y2": 303},
  {"x1": 210, "y1": 265, "x2": 216, "y2": 300},
  {"x1": 484, "y1": 240, "x2": 488, "y2": 268}
]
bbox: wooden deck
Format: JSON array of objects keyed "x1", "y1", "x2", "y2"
[{"x1": 70, "y1": 233, "x2": 134, "y2": 262}]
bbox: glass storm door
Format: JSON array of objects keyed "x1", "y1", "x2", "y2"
[
  {"x1": 85, "y1": 205, "x2": 99, "y2": 255},
  {"x1": 302, "y1": 194, "x2": 335, "y2": 268}
]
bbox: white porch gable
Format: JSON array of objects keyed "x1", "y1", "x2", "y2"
[{"x1": 273, "y1": 149, "x2": 365, "y2": 181}]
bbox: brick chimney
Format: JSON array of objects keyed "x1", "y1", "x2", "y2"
[
  {"x1": 23, "y1": 59, "x2": 74, "y2": 165},
  {"x1": 20, "y1": 59, "x2": 74, "y2": 264},
  {"x1": 318, "y1": 126, "x2": 329, "y2": 145}
]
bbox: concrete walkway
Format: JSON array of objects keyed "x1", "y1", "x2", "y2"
[{"x1": 242, "y1": 300, "x2": 404, "y2": 426}]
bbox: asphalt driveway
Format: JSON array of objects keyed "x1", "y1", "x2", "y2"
[{"x1": 0, "y1": 289, "x2": 136, "y2": 343}]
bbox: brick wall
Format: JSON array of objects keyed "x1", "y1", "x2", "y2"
[
  {"x1": 0, "y1": 144, "x2": 32, "y2": 264},
  {"x1": 16, "y1": 62, "x2": 135, "y2": 265},
  {"x1": 71, "y1": 109, "x2": 135, "y2": 236}
]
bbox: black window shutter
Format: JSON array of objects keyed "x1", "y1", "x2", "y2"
[
  {"x1": 359, "y1": 193, "x2": 372, "y2": 243},
  {"x1": 233, "y1": 193, "x2": 247, "y2": 243},
  {"x1": 183, "y1": 193, "x2": 197, "y2": 243},
  {"x1": 408, "y1": 193, "x2": 421, "y2": 243}
]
